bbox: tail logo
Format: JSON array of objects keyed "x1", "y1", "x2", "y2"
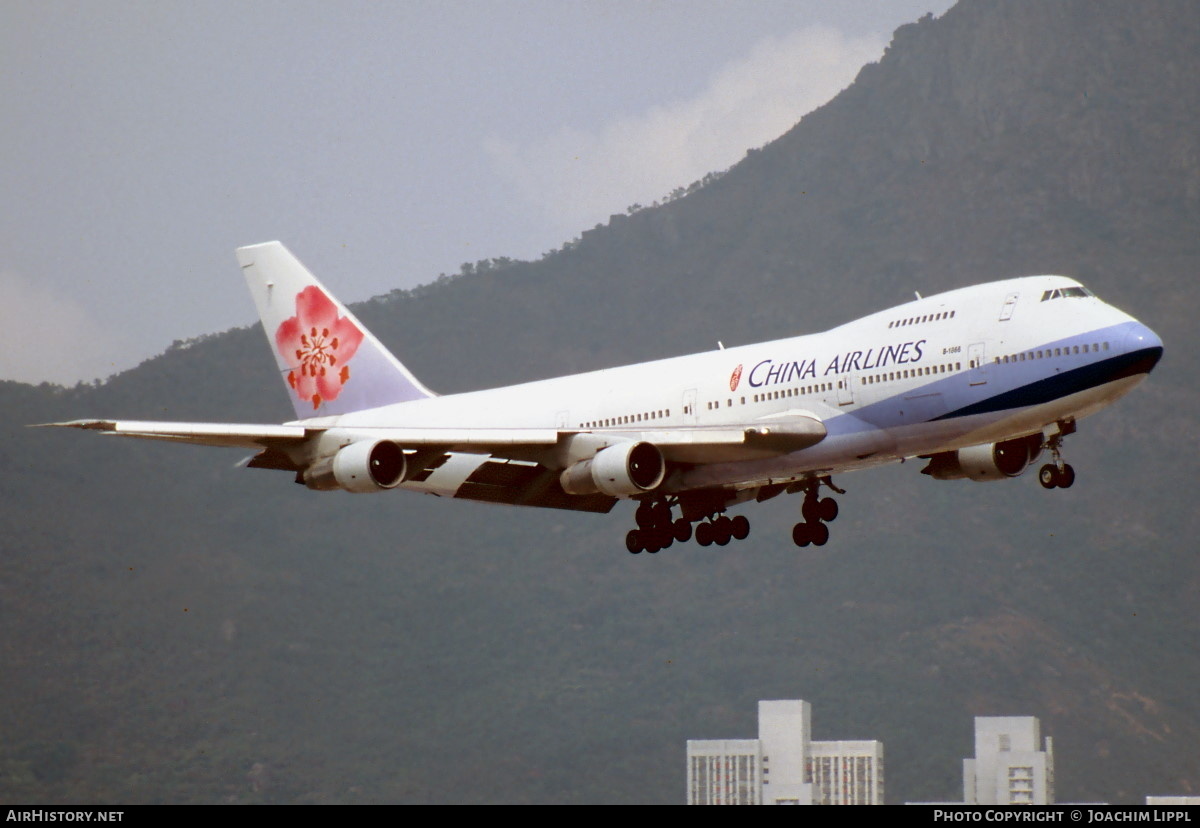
[{"x1": 274, "y1": 286, "x2": 365, "y2": 410}]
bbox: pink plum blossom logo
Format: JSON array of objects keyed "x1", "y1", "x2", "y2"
[
  {"x1": 729, "y1": 364, "x2": 743, "y2": 392},
  {"x1": 275, "y1": 286, "x2": 365, "y2": 410}
]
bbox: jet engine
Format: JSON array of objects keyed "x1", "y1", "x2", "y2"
[
  {"x1": 560, "y1": 441, "x2": 666, "y2": 497},
  {"x1": 921, "y1": 433, "x2": 1044, "y2": 482},
  {"x1": 302, "y1": 439, "x2": 408, "y2": 493}
]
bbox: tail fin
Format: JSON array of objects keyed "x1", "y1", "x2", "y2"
[{"x1": 237, "y1": 241, "x2": 435, "y2": 419}]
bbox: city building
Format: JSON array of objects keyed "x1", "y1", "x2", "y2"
[
  {"x1": 1146, "y1": 796, "x2": 1200, "y2": 806},
  {"x1": 687, "y1": 700, "x2": 883, "y2": 805},
  {"x1": 963, "y1": 716, "x2": 1055, "y2": 805}
]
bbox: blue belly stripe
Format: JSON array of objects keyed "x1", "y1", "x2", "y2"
[{"x1": 933, "y1": 347, "x2": 1162, "y2": 421}]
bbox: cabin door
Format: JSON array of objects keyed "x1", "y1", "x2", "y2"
[
  {"x1": 967, "y1": 342, "x2": 988, "y2": 386},
  {"x1": 683, "y1": 389, "x2": 698, "y2": 425}
]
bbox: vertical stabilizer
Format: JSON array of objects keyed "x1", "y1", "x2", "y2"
[{"x1": 237, "y1": 242, "x2": 435, "y2": 419}]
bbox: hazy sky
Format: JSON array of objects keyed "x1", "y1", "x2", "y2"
[{"x1": 1, "y1": 0, "x2": 952, "y2": 385}]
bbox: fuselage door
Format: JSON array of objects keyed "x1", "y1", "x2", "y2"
[
  {"x1": 967, "y1": 342, "x2": 988, "y2": 386},
  {"x1": 999, "y1": 292, "x2": 1020, "y2": 321},
  {"x1": 837, "y1": 374, "x2": 855, "y2": 406},
  {"x1": 683, "y1": 389, "x2": 698, "y2": 425}
]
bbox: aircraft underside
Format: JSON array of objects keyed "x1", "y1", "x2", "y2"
[{"x1": 621, "y1": 373, "x2": 1148, "y2": 554}]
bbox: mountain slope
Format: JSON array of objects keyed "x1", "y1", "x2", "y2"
[{"x1": 4, "y1": 0, "x2": 1198, "y2": 803}]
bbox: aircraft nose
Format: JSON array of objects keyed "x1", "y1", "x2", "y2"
[{"x1": 1124, "y1": 322, "x2": 1164, "y2": 372}]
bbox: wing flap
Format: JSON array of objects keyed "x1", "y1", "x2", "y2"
[
  {"x1": 639, "y1": 416, "x2": 826, "y2": 462},
  {"x1": 453, "y1": 459, "x2": 616, "y2": 513}
]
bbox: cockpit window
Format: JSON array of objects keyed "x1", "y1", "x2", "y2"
[{"x1": 1040, "y1": 286, "x2": 1094, "y2": 302}]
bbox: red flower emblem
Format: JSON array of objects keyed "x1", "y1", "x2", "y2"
[
  {"x1": 729, "y1": 364, "x2": 743, "y2": 392},
  {"x1": 275, "y1": 286, "x2": 365, "y2": 410}
]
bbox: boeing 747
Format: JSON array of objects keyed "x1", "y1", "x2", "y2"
[{"x1": 48, "y1": 242, "x2": 1163, "y2": 552}]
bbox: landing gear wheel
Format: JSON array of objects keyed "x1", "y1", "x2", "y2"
[
  {"x1": 818, "y1": 497, "x2": 839, "y2": 523},
  {"x1": 652, "y1": 501, "x2": 672, "y2": 528},
  {"x1": 625, "y1": 530, "x2": 643, "y2": 554},
  {"x1": 673, "y1": 518, "x2": 693, "y2": 543},
  {"x1": 731, "y1": 515, "x2": 750, "y2": 540},
  {"x1": 1039, "y1": 464, "x2": 1058, "y2": 489},
  {"x1": 792, "y1": 522, "x2": 811, "y2": 548},
  {"x1": 635, "y1": 502, "x2": 655, "y2": 529},
  {"x1": 714, "y1": 517, "x2": 732, "y2": 546},
  {"x1": 1039, "y1": 463, "x2": 1076, "y2": 489},
  {"x1": 810, "y1": 522, "x2": 830, "y2": 546},
  {"x1": 654, "y1": 525, "x2": 674, "y2": 549},
  {"x1": 696, "y1": 522, "x2": 714, "y2": 547},
  {"x1": 1058, "y1": 463, "x2": 1075, "y2": 488},
  {"x1": 802, "y1": 498, "x2": 821, "y2": 523}
]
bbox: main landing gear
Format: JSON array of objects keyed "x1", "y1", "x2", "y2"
[
  {"x1": 1038, "y1": 426, "x2": 1076, "y2": 489},
  {"x1": 792, "y1": 477, "x2": 842, "y2": 548},
  {"x1": 626, "y1": 498, "x2": 688, "y2": 554},
  {"x1": 695, "y1": 514, "x2": 751, "y2": 547},
  {"x1": 624, "y1": 498, "x2": 751, "y2": 554}
]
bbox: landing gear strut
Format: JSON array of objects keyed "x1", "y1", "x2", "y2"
[
  {"x1": 1038, "y1": 422, "x2": 1076, "y2": 490},
  {"x1": 792, "y1": 477, "x2": 842, "y2": 548}
]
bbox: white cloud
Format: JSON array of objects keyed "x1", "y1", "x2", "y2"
[
  {"x1": 484, "y1": 26, "x2": 884, "y2": 238},
  {"x1": 0, "y1": 270, "x2": 138, "y2": 386}
]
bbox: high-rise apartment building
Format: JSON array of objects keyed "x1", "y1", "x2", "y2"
[
  {"x1": 687, "y1": 700, "x2": 883, "y2": 805},
  {"x1": 963, "y1": 716, "x2": 1055, "y2": 805}
]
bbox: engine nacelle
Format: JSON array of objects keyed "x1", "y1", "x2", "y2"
[
  {"x1": 922, "y1": 434, "x2": 1043, "y2": 482},
  {"x1": 303, "y1": 440, "x2": 408, "y2": 493},
  {"x1": 560, "y1": 441, "x2": 666, "y2": 497}
]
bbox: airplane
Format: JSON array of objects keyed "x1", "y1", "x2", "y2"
[{"x1": 47, "y1": 242, "x2": 1163, "y2": 553}]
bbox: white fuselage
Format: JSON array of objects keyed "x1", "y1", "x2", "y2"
[{"x1": 299, "y1": 276, "x2": 1162, "y2": 498}]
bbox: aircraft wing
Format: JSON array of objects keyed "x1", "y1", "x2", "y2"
[
  {"x1": 42, "y1": 415, "x2": 825, "y2": 458},
  {"x1": 41, "y1": 414, "x2": 826, "y2": 512},
  {"x1": 39, "y1": 420, "x2": 311, "y2": 448}
]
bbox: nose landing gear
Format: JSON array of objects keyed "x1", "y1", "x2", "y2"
[{"x1": 1038, "y1": 423, "x2": 1076, "y2": 489}]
